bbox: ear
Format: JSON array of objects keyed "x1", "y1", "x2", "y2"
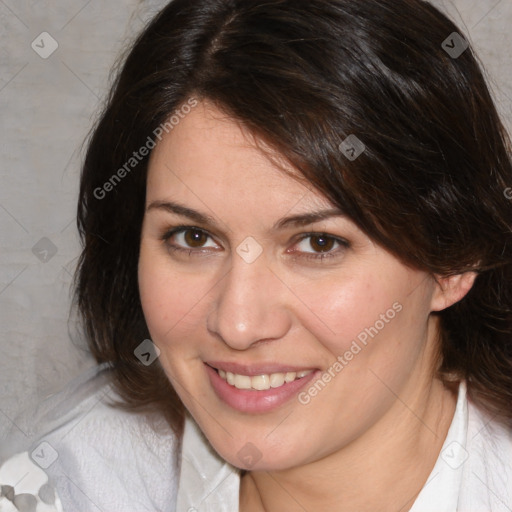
[{"x1": 430, "y1": 271, "x2": 478, "y2": 312}]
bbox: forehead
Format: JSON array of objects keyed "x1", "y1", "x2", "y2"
[{"x1": 146, "y1": 100, "x2": 334, "y2": 216}]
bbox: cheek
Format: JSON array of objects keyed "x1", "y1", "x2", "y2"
[
  {"x1": 287, "y1": 268, "x2": 431, "y2": 366},
  {"x1": 138, "y1": 248, "x2": 212, "y2": 348},
  {"x1": 287, "y1": 271, "x2": 395, "y2": 345}
]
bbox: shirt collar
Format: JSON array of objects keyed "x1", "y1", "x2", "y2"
[
  {"x1": 409, "y1": 380, "x2": 468, "y2": 512},
  {"x1": 176, "y1": 414, "x2": 240, "y2": 512}
]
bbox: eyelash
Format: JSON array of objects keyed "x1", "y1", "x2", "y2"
[{"x1": 160, "y1": 226, "x2": 350, "y2": 262}]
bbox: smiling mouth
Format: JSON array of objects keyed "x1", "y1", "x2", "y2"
[{"x1": 215, "y1": 368, "x2": 314, "y2": 391}]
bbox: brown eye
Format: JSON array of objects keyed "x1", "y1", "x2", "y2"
[
  {"x1": 309, "y1": 235, "x2": 336, "y2": 253},
  {"x1": 162, "y1": 227, "x2": 220, "y2": 255},
  {"x1": 290, "y1": 233, "x2": 349, "y2": 262},
  {"x1": 184, "y1": 229, "x2": 209, "y2": 248}
]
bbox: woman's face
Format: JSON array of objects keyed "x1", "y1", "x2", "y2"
[{"x1": 138, "y1": 100, "x2": 445, "y2": 471}]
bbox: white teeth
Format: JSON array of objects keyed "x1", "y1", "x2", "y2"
[
  {"x1": 269, "y1": 373, "x2": 285, "y2": 388},
  {"x1": 234, "y1": 374, "x2": 252, "y2": 390},
  {"x1": 251, "y1": 375, "x2": 270, "y2": 390},
  {"x1": 217, "y1": 369, "x2": 313, "y2": 390}
]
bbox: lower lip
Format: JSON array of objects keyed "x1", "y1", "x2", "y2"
[{"x1": 205, "y1": 364, "x2": 319, "y2": 414}]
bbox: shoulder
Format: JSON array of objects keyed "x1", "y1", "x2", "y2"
[
  {"x1": 411, "y1": 381, "x2": 511, "y2": 512},
  {"x1": 1, "y1": 364, "x2": 181, "y2": 512}
]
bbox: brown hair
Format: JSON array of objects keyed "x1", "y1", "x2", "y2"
[{"x1": 75, "y1": 0, "x2": 512, "y2": 433}]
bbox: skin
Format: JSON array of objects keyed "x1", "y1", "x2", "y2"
[{"x1": 138, "y1": 100, "x2": 476, "y2": 511}]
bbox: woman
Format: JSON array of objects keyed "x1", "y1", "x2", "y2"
[{"x1": 1, "y1": 0, "x2": 511, "y2": 510}]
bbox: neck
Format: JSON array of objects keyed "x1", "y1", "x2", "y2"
[{"x1": 240, "y1": 376, "x2": 458, "y2": 512}]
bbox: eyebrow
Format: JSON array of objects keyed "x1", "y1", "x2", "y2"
[
  {"x1": 146, "y1": 200, "x2": 346, "y2": 231},
  {"x1": 147, "y1": 200, "x2": 216, "y2": 226}
]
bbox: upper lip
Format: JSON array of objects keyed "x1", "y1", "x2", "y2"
[{"x1": 206, "y1": 361, "x2": 318, "y2": 376}]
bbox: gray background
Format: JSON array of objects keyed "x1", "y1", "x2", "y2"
[{"x1": 1, "y1": 0, "x2": 511, "y2": 455}]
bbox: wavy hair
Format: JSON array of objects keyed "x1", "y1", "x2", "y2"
[{"x1": 75, "y1": 0, "x2": 512, "y2": 433}]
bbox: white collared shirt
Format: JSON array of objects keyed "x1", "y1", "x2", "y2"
[{"x1": 1, "y1": 365, "x2": 511, "y2": 511}]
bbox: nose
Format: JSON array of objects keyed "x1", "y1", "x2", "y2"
[{"x1": 206, "y1": 250, "x2": 293, "y2": 351}]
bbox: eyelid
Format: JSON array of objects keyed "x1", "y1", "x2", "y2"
[
  {"x1": 292, "y1": 231, "x2": 349, "y2": 245},
  {"x1": 287, "y1": 232, "x2": 350, "y2": 258},
  {"x1": 161, "y1": 226, "x2": 221, "y2": 247},
  {"x1": 161, "y1": 226, "x2": 349, "y2": 261}
]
